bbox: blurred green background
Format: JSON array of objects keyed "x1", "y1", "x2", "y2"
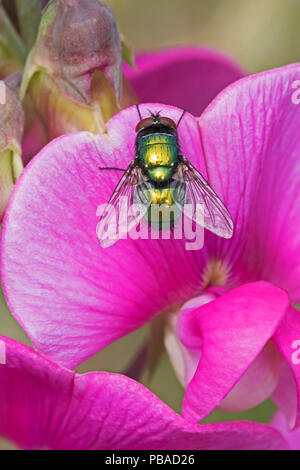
[
  {"x1": 106, "y1": 0, "x2": 300, "y2": 72},
  {"x1": 2, "y1": 0, "x2": 300, "y2": 449}
]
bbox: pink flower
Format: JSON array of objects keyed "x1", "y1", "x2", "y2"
[
  {"x1": 124, "y1": 46, "x2": 245, "y2": 116},
  {"x1": 0, "y1": 335, "x2": 288, "y2": 450},
  {"x1": 2, "y1": 52, "x2": 300, "y2": 428}
]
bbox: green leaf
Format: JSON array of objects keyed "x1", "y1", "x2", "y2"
[{"x1": 143, "y1": 315, "x2": 166, "y2": 384}]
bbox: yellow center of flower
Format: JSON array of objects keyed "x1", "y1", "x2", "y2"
[{"x1": 201, "y1": 259, "x2": 230, "y2": 289}]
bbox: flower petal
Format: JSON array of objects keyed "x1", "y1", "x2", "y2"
[
  {"x1": 179, "y1": 282, "x2": 288, "y2": 422},
  {"x1": 218, "y1": 340, "x2": 282, "y2": 412},
  {"x1": 272, "y1": 412, "x2": 300, "y2": 450},
  {"x1": 198, "y1": 64, "x2": 300, "y2": 301},
  {"x1": 272, "y1": 305, "x2": 300, "y2": 429},
  {"x1": 124, "y1": 47, "x2": 245, "y2": 115},
  {"x1": 1, "y1": 104, "x2": 207, "y2": 368},
  {"x1": 164, "y1": 294, "x2": 214, "y2": 387},
  {"x1": 0, "y1": 336, "x2": 288, "y2": 450},
  {"x1": 166, "y1": 293, "x2": 282, "y2": 413}
]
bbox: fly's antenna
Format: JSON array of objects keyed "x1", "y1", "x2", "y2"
[
  {"x1": 177, "y1": 110, "x2": 186, "y2": 128},
  {"x1": 147, "y1": 109, "x2": 162, "y2": 124},
  {"x1": 148, "y1": 109, "x2": 162, "y2": 117},
  {"x1": 136, "y1": 104, "x2": 142, "y2": 120}
]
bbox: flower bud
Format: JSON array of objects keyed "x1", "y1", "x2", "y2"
[
  {"x1": 0, "y1": 79, "x2": 24, "y2": 219},
  {"x1": 20, "y1": 0, "x2": 137, "y2": 139}
]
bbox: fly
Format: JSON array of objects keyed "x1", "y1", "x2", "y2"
[{"x1": 97, "y1": 105, "x2": 234, "y2": 246}]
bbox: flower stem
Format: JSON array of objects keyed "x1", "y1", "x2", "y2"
[
  {"x1": 124, "y1": 340, "x2": 149, "y2": 382},
  {"x1": 0, "y1": 5, "x2": 26, "y2": 62},
  {"x1": 14, "y1": 0, "x2": 41, "y2": 52}
]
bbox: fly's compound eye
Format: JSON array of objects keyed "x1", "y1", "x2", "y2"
[
  {"x1": 136, "y1": 118, "x2": 154, "y2": 132},
  {"x1": 160, "y1": 117, "x2": 177, "y2": 129}
]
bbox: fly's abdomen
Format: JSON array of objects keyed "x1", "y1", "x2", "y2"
[
  {"x1": 145, "y1": 186, "x2": 182, "y2": 230},
  {"x1": 138, "y1": 133, "x2": 178, "y2": 183}
]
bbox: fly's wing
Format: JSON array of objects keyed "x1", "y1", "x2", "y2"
[
  {"x1": 97, "y1": 161, "x2": 151, "y2": 247},
  {"x1": 173, "y1": 157, "x2": 234, "y2": 238}
]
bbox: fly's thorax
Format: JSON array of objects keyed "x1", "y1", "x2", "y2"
[{"x1": 137, "y1": 133, "x2": 178, "y2": 183}]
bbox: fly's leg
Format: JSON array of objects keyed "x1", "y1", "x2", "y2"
[{"x1": 98, "y1": 167, "x2": 127, "y2": 171}]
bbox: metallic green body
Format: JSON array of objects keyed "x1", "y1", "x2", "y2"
[{"x1": 137, "y1": 133, "x2": 178, "y2": 183}]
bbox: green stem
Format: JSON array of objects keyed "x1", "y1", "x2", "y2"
[
  {"x1": 15, "y1": 0, "x2": 42, "y2": 52},
  {"x1": 0, "y1": 5, "x2": 26, "y2": 62},
  {"x1": 123, "y1": 340, "x2": 149, "y2": 382}
]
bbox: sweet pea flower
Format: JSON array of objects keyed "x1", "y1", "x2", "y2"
[
  {"x1": 0, "y1": 336, "x2": 288, "y2": 450},
  {"x1": 2, "y1": 1, "x2": 243, "y2": 218},
  {"x1": 2, "y1": 64, "x2": 300, "y2": 428}
]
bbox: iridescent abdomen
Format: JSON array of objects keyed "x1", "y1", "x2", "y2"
[{"x1": 137, "y1": 133, "x2": 178, "y2": 183}]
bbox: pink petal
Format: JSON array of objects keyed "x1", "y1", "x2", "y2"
[
  {"x1": 0, "y1": 336, "x2": 288, "y2": 450},
  {"x1": 165, "y1": 294, "x2": 214, "y2": 387},
  {"x1": 198, "y1": 64, "x2": 300, "y2": 301},
  {"x1": 218, "y1": 340, "x2": 282, "y2": 412},
  {"x1": 166, "y1": 292, "x2": 282, "y2": 413},
  {"x1": 272, "y1": 412, "x2": 300, "y2": 450},
  {"x1": 1, "y1": 104, "x2": 208, "y2": 368},
  {"x1": 124, "y1": 47, "x2": 245, "y2": 115},
  {"x1": 179, "y1": 282, "x2": 288, "y2": 422},
  {"x1": 164, "y1": 312, "x2": 187, "y2": 387},
  {"x1": 272, "y1": 305, "x2": 300, "y2": 429}
]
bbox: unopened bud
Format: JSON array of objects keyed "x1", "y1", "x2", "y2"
[
  {"x1": 20, "y1": 0, "x2": 137, "y2": 138},
  {"x1": 0, "y1": 80, "x2": 24, "y2": 219}
]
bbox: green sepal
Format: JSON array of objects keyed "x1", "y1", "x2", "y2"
[{"x1": 121, "y1": 35, "x2": 135, "y2": 68}]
